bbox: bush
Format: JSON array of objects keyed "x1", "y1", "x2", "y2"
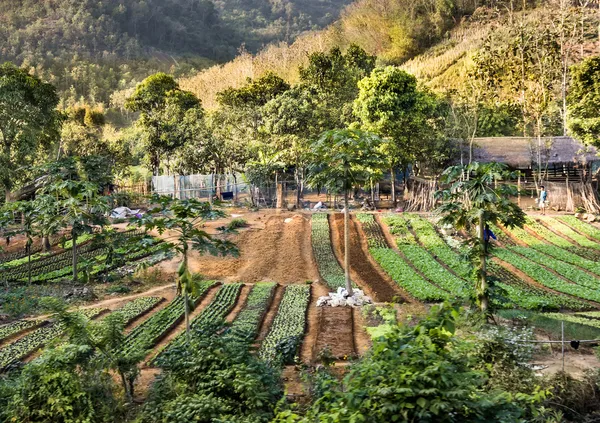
[
  {"x1": 141, "y1": 324, "x2": 283, "y2": 423},
  {"x1": 275, "y1": 303, "x2": 547, "y2": 423}
]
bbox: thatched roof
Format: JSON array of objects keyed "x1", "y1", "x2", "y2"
[{"x1": 471, "y1": 137, "x2": 599, "y2": 168}]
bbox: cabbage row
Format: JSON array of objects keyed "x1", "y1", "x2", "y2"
[
  {"x1": 522, "y1": 218, "x2": 599, "y2": 261},
  {"x1": 0, "y1": 319, "x2": 43, "y2": 343},
  {"x1": 227, "y1": 282, "x2": 276, "y2": 342},
  {"x1": 494, "y1": 249, "x2": 600, "y2": 302},
  {"x1": 356, "y1": 214, "x2": 387, "y2": 248},
  {"x1": 382, "y1": 215, "x2": 471, "y2": 298},
  {"x1": 154, "y1": 283, "x2": 242, "y2": 362},
  {"x1": 259, "y1": 285, "x2": 310, "y2": 365},
  {"x1": 114, "y1": 296, "x2": 163, "y2": 325},
  {"x1": 557, "y1": 216, "x2": 600, "y2": 241},
  {"x1": 0, "y1": 308, "x2": 105, "y2": 371},
  {"x1": 487, "y1": 262, "x2": 588, "y2": 311},
  {"x1": 538, "y1": 216, "x2": 600, "y2": 250},
  {"x1": 123, "y1": 281, "x2": 216, "y2": 356},
  {"x1": 358, "y1": 214, "x2": 448, "y2": 301},
  {"x1": 311, "y1": 214, "x2": 354, "y2": 290},
  {"x1": 507, "y1": 246, "x2": 600, "y2": 291}
]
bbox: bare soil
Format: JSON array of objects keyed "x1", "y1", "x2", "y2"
[
  {"x1": 352, "y1": 308, "x2": 372, "y2": 356},
  {"x1": 157, "y1": 213, "x2": 319, "y2": 284},
  {"x1": 329, "y1": 213, "x2": 407, "y2": 303},
  {"x1": 300, "y1": 282, "x2": 329, "y2": 363},
  {"x1": 314, "y1": 307, "x2": 355, "y2": 361},
  {"x1": 225, "y1": 284, "x2": 251, "y2": 323},
  {"x1": 534, "y1": 350, "x2": 600, "y2": 379}
]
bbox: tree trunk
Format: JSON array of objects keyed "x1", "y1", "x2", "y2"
[
  {"x1": 72, "y1": 229, "x2": 78, "y2": 282},
  {"x1": 42, "y1": 236, "x2": 51, "y2": 252},
  {"x1": 27, "y1": 240, "x2": 32, "y2": 286},
  {"x1": 295, "y1": 168, "x2": 302, "y2": 208},
  {"x1": 120, "y1": 372, "x2": 133, "y2": 403},
  {"x1": 184, "y1": 289, "x2": 190, "y2": 344},
  {"x1": 390, "y1": 168, "x2": 396, "y2": 205},
  {"x1": 478, "y1": 212, "x2": 488, "y2": 312},
  {"x1": 344, "y1": 174, "x2": 353, "y2": 297}
]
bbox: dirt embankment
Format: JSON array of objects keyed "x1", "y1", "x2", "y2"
[
  {"x1": 158, "y1": 213, "x2": 320, "y2": 284},
  {"x1": 329, "y1": 213, "x2": 404, "y2": 303}
]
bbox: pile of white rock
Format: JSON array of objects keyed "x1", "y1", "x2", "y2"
[{"x1": 316, "y1": 287, "x2": 373, "y2": 307}]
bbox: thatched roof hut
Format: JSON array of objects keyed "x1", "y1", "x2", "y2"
[{"x1": 471, "y1": 137, "x2": 599, "y2": 169}]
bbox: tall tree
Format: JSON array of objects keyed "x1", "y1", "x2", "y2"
[
  {"x1": 0, "y1": 63, "x2": 62, "y2": 201},
  {"x1": 354, "y1": 67, "x2": 443, "y2": 203},
  {"x1": 306, "y1": 129, "x2": 386, "y2": 296},
  {"x1": 567, "y1": 56, "x2": 600, "y2": 148},
  {"x1": 126, "y1": 73, "x2": 203, "y2": 176},
  {"x1": 436, "y1": 162, "x2": 526, "y2": 312}
]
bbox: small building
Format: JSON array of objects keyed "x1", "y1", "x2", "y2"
[{"x1": 471, "y1": 136, "x2": 600, "y2": 182}]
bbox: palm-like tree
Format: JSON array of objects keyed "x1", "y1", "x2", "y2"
[
  {"x1": 436, "y1": 162, "x2": 526, "y2": 312},
  {"x1": 132, "y1": 196, "x2": 238, "y2": 342}
]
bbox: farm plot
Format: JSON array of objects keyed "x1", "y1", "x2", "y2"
[
  {"x1": 382, "y1": 215, "x2": 471, "y2": 297},
  {"x1": 123, "y1": 281, "x2": 217, "y2": 356},
  {"x1": 538, "y1": 216, "x2": 600, "y2": 250},
  {"x1": 494, "y1": 248, "x2": 600, "y2": 303},
  {"x1": 259, "y1": 284, "x2": 310, "y2": 365},
  {"x1": 487, "y1": 262, "x2": 589, "y2": 311},
  {"x1": 311, "y1": 214, "x2": 355, "y2": 290},
  {"x1": 0, "y1": 319, "x2": 44, "y2": 343},
  {"x1": 227, "y1": 282, "x2": 276, "y2": 342},
  {"x1": 114, "y1": 296, "x2": 163, "y2": 326},
  {"x1": 154, "y1": 283, "x2": 242, "y2": 362},
  {"x1": 0, "y1": 308, "x2": 105, "y2": 371},
  {"x1": 556, "y1": 216, "x2": 600, "y2": 241},
  {"x1": 357, "y1": 214, "x2": 448, "y2": 301}
]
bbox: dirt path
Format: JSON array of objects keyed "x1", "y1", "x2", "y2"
[
  {"x1": 160, "y1": 213, "x2": 320, "y2": 284},
  {"x1": 329, "y1": 213, "x2": 405, "y2": 303},
  {"x1": 80, "y1": 284, "x2": 177, "y2": 312},
  {"x1": 256, "y1": 284, "x2": 285, "y2": 343},
  {"x1": 300, "y1": 282, "x2": 329, "y2": 363},
  {"x1": 352, "y1": 308, "x2": 372, "y2": 356},
  {"x1": 314, "y1": 307, "x2": 355, "y2": 361},
  {"x1": 225, "y1": 284, "x2": 251, "y2": 323}
]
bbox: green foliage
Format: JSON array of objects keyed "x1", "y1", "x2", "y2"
[
  {"x1": 227, "y1": 282, "x2": 276, "y2": 342},
  {"x1": 0, "y1": 63, "x2": 62, "y2": 197},
  {"x1": 259, "y1": 285, "x2": 310, "y2": 365},
  {"x1": 310, "y1": 214, "x2": 352, "y2": 290},
  {"x1": 275, "y1": 303, "x2": 545, "y2": 422},
  {"x1": 141, "y1": 324, "x2": 283, "y2": 423},
  {"x1": 568, "y1": 56, "x2": 600, "y2": 147}
]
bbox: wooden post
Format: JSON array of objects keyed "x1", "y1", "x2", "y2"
[{"x1": 518, "y1": 173, "x2": 521, "y2": 207}]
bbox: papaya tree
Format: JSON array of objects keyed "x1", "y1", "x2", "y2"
[
  {"x1": 306, "y1": 128, "x2": 386, "y2": 296},
  {"x1": 131, "y1": 196, "x2": 238, "y2": 342},
  {"x1": 435, "y1": 162, "x2": 526, "y2": 312}
]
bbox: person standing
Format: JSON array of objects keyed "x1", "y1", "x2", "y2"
[{"x1": 539, "y1": 185, "x2": 548, "y2": 215}]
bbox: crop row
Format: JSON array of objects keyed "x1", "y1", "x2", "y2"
[
  {"x1": 557, "y1": 216, "x2": 600, "y2": 241},
  {"x1": 524, "y1": 218, "x2": 599, "y2": 261},
  {"x1": 227, "y1": 282, "x2": 276, "y2": 343},
  {"x1": 487, "y1": 262, "x2": 588, "y2": 311},
  {"x1": 123, "y1": 281, "x2": 217, "y2": 356},
  {"x1": 0, "y1": 319, "x2": 44, "y2": 343},
  {"x1": 259, "y1": 285, "x2": 310, "y2": 365},
  {"x1": 154, "y1": 283, "x2": 242, "y2": 363},
  {"x1": 311, "y1": 214, "x2": 354, "y2": 290},
  {"x1": 507, "y1": 247, "x2": 600, "y2": 291},
  {"x1": 382, "y1": 215, "x2": 471, "y2": 297},
  {"x1": 114, "y1": 297, "x2": 163, "y2": 326},
  {"x1": 501, "y1": 223, "x2": 600, "y2": 276},
  {"x1": 370, "y1": 248, "x2": 449, "y2": 301},
  {"x1": 494, "y1": 249, "x2": 600, "y2": 303},
  {"x1": 405, "y1": 214, "x2": 473, "y2": 280},
  {"x1": 543, "y1": 313, "x2": 600, "y2": 329},
  {"x1": 355, "y1": 214, "x2": 388, "y2": 248},
  {"x1": 538, "y1": 217, "x2": 600, "y2": 250},
  {"x1": 0, "y1": 308, "x2": 105, "y2": 371}
]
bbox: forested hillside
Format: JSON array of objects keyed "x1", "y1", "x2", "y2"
[{"x1": 0, "y1": 0, "x2": 348, "y2": 106}]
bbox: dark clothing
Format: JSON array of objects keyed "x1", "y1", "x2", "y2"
[{"x1": 484, "y1": 228, "x2": 497, "y2": 242}]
